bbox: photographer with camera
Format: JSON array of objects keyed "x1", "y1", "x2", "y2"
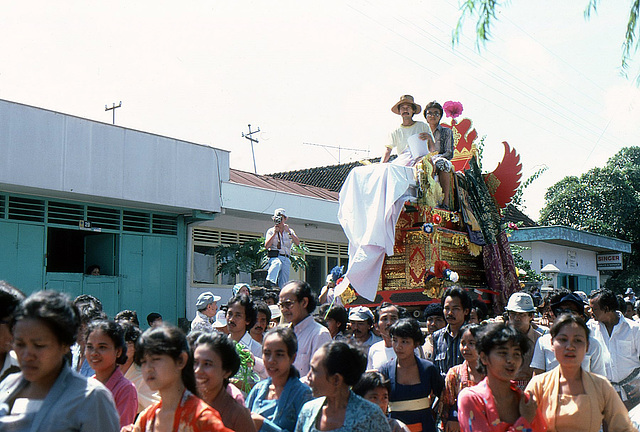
[{"x1": 264, "y1": 208, "x2": 300, "y2": 289}]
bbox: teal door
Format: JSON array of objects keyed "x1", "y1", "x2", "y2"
[
  {"x1": 0, "y1": 222, "x2": 45, "y2": 294},
  {"x1": 121, "y1": 234, "x2": 179, "y2": 326},
  {"x1": 85, "y1": 234, "x2": 116, "y2": 276}
]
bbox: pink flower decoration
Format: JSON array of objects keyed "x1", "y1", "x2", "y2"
[{"x1": 443, "y1": 101, "x2": 464, "y2": 119}]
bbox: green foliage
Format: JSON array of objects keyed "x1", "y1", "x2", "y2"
[
  {"x1": 475, "y1": 135, "x2": 487, "y2": 170},
  {"x1": 290, "y1": 243, "x2": 311, "y2": 272},
  {"x1": 506, "y1": 222, "x2": 546, "y2": 282},
  {"x1": 540, "y1": 146, "x2": 640, "y2": 290},
  {"x1": 453, "y1": 0, "x2": 640, "y2": 80},
  {"x1": 453, "y1": 0, "x2": 501, "y2": 49},
  {"x1": 212, "y1": 238, "x2": 267, "y2": 278},
  {"x1": 212, "y1": 238, "x2": 310, "y2": 278}
]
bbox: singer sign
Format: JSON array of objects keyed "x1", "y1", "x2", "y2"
[{"x1": 596, "y1": 253, "x2": 623, "y2": 271}]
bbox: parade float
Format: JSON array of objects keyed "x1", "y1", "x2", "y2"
[{"x1": 336, "y1": 102, "x2": 523, "y2": 316}]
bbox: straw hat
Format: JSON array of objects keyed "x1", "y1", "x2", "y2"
[{"x1": 391, "y1": 95, "x2": 421, "y2": 115}]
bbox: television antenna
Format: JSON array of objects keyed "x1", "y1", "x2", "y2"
[
  {"x1": 303, "y1": 142, "x2": 370, "y2": 164},
  {"x1": 242, "y1": 124, "x2": 260, "y2": 174}
]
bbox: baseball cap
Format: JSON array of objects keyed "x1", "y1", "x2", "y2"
[{"x1": 348, "y1": 306, "x2": 374, "y2": 322}]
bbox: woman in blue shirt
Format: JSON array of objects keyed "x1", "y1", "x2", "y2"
[
  {"x1": 247, "y1": 327, "x2": 312, "y2": 432},
  {"x1": 0, "y1": 290, "x2": 120, "y2": 431}
]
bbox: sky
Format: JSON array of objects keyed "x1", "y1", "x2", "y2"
[{"x1": 1, "y1": 0, "x2": 639, "y2": 220}]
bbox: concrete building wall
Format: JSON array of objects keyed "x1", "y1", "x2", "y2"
[
  {"x1": 512, "y1": 240, "x2": 600, "y2": 288},
  {"x1": 0, "y1": 99, "x2": 227, "y2": 213}
]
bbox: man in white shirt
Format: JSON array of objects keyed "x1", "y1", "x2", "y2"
[
  {"x1": 367, "y1": 302, "x2": 400, "y2": 371},
  {"x1": 381, "y1": 95, "x2": 432, "y2": 165},
  {"x1": 264, "y1": 208, "x2": 300, "y2": 289},
  {"x1": 279, "y1": 280, "x2": 331, "y2": 377},
  {"x1": 190, "y1": 291, "x2": 221, "y2": 333},
  {"x1": 589, "y1": 288, "x2": 640, "y2": 408}
]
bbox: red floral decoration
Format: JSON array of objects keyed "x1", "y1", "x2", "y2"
[
  {"x1": 443, "y1": 101, "x2": 464, "y2": 119},
  {"x1": 432, "y1": 214, "x2": 442, "y2": 224}
]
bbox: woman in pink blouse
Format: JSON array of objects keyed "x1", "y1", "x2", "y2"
[
  {"x1": 86, "y1": 319, "x2": 138, "y2": 428},
  {"x1": 457, "y1": 323, "x2": 546, "y2": 432}
]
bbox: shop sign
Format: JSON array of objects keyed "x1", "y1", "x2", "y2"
[{"x1": 596, "y1": 253, "x2": 623, "y2": 270}]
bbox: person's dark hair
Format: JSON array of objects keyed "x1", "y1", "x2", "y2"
[
  {"x1": 264, "y1": 326, "x2": 300, "y2": 379},
  {"x1": 352, "y1": 371, "x2": 391, "y2": 397},
  {"x1": 264, "y1": 292, "x2": 279, "y2": 305},
  {"x1": 73, "y1": 294, "x2": 103, "y2": 312},
  {"x1": 423, "y1": 303, "x2": 444, "y2": 320},
  {"x1": 86, "y1": 319, "x2": 128, "y2": 365},
  {"x1": 227, "y1": 293, "x2": 257, "y2": 330},
  {"x1": 147, "y1": 312, "x2": 162, "y2": 326},
  {"x1": 476, "y1": 322, "x2": 528, "y2": 374},
  {"x1": 374, "y1": 302, "x2": 399, "y2": 322},
  {"x1": 77, "y1": 303, "x2": 107, "y2": 326},
  {"x1": 86, "y1": 264, "x2": 101, "y2": 275},
  {"x1": 550, "y1": 313, "x2": 590, "y2": 343},
  {"x1": 135, "y1": 324, "x2": 196, "y2": 394},
  {"x1": 423, "y1": 101, "x2": 443, "y2": 118},
  {"x1": 15, "y1": 290, "x2": 80, "y2": 346},
  {"x1": 471, "y1": 300, "x2": 488, "y2": 322},
  {"x1": 0, "y1": 281, "x2": 25, "y2": 321},
  {"x1": 326, "y1": 305, "x2": 348, "y2": 334},
  {"x1": 389, "y1": 318, "x2": 425, "y2": 345},
  {"x1": 460, "y1": 322, "x2": 483, "y2": 340},
  {"x1": 121, "y1": 321, "x2": 142, "y2": 344},
  {"x1": 286, "y1": 280, "x2": 317, "y2": 314},
  {"x1": 115, "y1": 310, "x2": 140, "y2": 327},
  {"x1": 186, "y1": 330, "x2": 203, "y2": 349},
  {"x1": 589, "y1": 289, "x2": 619, "y2": 313},
  {"x1": 441, "y1": 287, "x2": 472, "y2": 319},
  {"x1": 194, "y1": 332, "x2": 241, "y2": 387},
  {"x1": 320, "y1": 341, "x2": 367, "y2": 386},
  {"x1": 616, "y1": 294, "x2": 626, "y2": 312},
  {"x1": 254, "y1": 301, "x2": 272, "y2": 324}
]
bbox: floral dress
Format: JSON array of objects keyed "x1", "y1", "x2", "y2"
[{"x1": 440, "y1": 361, "x2": 481, "y2": 425}]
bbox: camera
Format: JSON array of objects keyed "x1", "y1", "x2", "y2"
[{"x1": 274, "y1": 215, "x2": 284, "y2": 224}]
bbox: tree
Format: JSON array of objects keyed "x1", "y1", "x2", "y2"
[
  {"x1": 453, "y1": 0, "x2": 640, "y2": 80},
  {"x1": 539, "y1": 147, "x2": 640, "y2": 292}
]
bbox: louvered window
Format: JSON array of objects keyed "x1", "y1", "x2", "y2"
[
  {"x1": 48, "y1": 201, "x2": 84, "y2": 226},
  {"x1": 8, "y1": 197, "x2": 45, "y2": 222},
  {"x1": 123, "y1": 211, "x2": 151, "y2": 233},
  {"x1": 87, "y1": 206, "x2": 121, "y2": 231},
  {"x1": 0, "y1": 194, "x2": 5, "y2": 219},
  {"x1": 152, "y1": 214, "x2": 178, "y2": 235}
]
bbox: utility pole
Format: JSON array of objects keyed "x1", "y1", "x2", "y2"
[
  {"x1": 242, "y1": 124, "x2": 260, "y2": 174},
  {"x1": 303, "y1": 142, "x2": 370, "y2": 164},
  {"x1": 105, "y1": 101, "x2": 122, "y2": 125}
]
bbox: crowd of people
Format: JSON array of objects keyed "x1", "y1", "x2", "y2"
[{"x1": 2, "y1": 277, "x2": 640, "y2": 431}]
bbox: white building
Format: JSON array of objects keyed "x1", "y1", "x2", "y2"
[{"x1": 509, "y1": 225, "x2": 631, "y2": 294}]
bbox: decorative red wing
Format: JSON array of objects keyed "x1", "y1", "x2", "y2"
[{"x1": 483, "y1": 141, "x2": 522, "y2": 208}]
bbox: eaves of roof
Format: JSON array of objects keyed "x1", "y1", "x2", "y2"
[{"x1": 229, "y1": 169, "x2": 338, "y2": 201}]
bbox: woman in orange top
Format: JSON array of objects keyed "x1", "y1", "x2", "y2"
[
  {"x1": 526, "y1": 314, "x2": 634, "y2": 432},
  {"x1": 128, "y1": 325, "x2": 232, "y2": 432}
]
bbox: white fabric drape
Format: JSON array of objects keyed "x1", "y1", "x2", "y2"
[{"x1": 336, "y1": 162, "x2": 416, "y2": 301}]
